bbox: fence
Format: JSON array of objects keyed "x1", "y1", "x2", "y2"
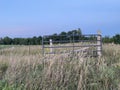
[{"x1": 42, "y1": 32, "x2": 102, "y2": 57}]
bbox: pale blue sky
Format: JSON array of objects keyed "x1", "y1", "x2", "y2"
[{"x1": 0, "y1": 0, "x2": 120, "y2": 37}]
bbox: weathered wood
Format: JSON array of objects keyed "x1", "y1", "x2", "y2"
[
  {"x1": 50, "y1": 39, "x2": 53, "y2": 53},
  {"x1": 44, "y1": 44, "x2": 100, "y2": 48},
  {"x1": 97, "y1": 31, "x2": 102, "y2": 57}
]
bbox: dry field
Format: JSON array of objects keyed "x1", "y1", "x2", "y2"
[{"x1": 0, "y1": 44, "x2": 120, "y2": 90}]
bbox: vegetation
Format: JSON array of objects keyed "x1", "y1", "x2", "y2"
[
  {"x1": 0, "y1": 29, "x2": 120, "y2": 89},
  {"x1": 0, "y1": 44, "x2": 120, "y2": 90},
  {"x1": 0, "y1": 29, "x2": 120, "y2": 45},
  {"x1": 0, "y1": 29, "x2": 82, "y2": 45}
]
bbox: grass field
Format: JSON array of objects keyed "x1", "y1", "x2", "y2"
[{"x1": 0, "y1": 44, "x2": 120, "y2": 90}]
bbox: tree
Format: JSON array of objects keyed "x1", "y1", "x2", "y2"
[
  {"x1": 3, "y1": 36, "x2": 12, "y2": 45},
  {"x1": 59, "y1": 32, "x2": 67, "y2": 41},
  {"x1": 37, "y1": 36, "x2": 42, "y2": 45},
  {"x1": 103, "y1": 36, "x2": 113, "y2": 43},
  {"x1": 113, "y1": 34, "x2": 120, "y2": 44},
  {"x1": 77, "y1": 28, "x2": 82, "y2": 35},
  {"x1": 0, "y1": 38, "x2": 3, "y2": 44},
  {"x1": 60, "y1": 32, "x2": 67, "y2": 36}
]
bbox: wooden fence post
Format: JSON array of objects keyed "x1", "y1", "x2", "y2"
[
  {"x1": 42, "y1": 36, "x2": 44, "y2": 55},
  {"x1": 50, "y1": 39, "x2": 53, "y2": 53},
  {"x1": 97, "y1": 31, "x2": 102, "y2": 57}
]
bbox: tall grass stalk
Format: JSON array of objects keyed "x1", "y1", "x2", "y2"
[{"x1": 0, "y1": 44, "x2": 119, "y2": 90}]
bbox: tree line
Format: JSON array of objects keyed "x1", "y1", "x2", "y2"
[
  {"x1": 0, "y1": 36, "x2": 42, "y2": 45},
  {"x1": 0, "y1": 29, "x2": 120, "y2": 45},
  {"x1": 0, "y1": 28, "x2": 82, "y2": 45},
  {"x1": 102, "y1": 34, "x2": 120, "y2": 44}
]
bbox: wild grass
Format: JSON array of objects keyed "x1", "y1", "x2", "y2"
[{"x1": 0, "y1": 44, "x2": 120, "y2": 90}]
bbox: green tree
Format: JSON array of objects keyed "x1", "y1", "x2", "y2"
[
  {"x1": 77, "y1": 28, "x2": 82, "y2": 35},
  {"x1": 59, "y1": 32, "x2": 67, "y2": 41},
  {"x1": 37, "y1": 36, "x2": 42, "y2": 45},
  {"x1": 113, "y1": 34, "x2": 120, "y2": 44},
  {"x1": 103, "y1": 36, "x2": 113, "y2": 43},
  {"x1": 3, "y1": 37, "x2": 12, "y2": 45}
]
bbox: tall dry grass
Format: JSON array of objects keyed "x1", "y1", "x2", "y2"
[{"x1": 0, "y1": 44, "x2": 120, "y2": 90}]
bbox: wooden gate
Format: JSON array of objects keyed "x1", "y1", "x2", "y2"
[{"x1": 42, "y1": 32, "x2": 102, "y2": 57}]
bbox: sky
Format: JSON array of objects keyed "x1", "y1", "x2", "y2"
[{"x1": 0, "y1": 0, "x2": 120, "y2": 38}]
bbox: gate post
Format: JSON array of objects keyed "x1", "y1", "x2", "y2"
[
  {"x1": 50, "y1": 39, "x2": 53, "y2": 53},
  {"x1": 97, "y1": 31, "x2": 102, "y2": 57},
  {"x1": 42, "y1": 36, "x2": 44, "y2": 55}
]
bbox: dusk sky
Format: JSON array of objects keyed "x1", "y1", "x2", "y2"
[{"x1": 0, "y1": 0, "x2": 120, "y2": 37}]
